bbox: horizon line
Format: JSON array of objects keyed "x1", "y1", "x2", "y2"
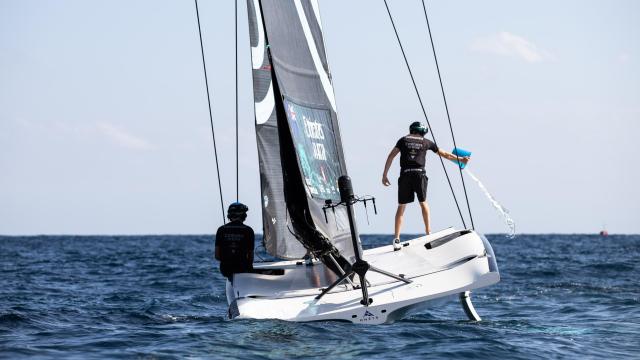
[{"x1": 0, "y1": 232, "x2": 634, "y2": 237}]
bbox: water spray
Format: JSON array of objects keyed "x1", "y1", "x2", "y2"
[{"x1": 451, "y1": 148, "x2": 516, "y2": 238}]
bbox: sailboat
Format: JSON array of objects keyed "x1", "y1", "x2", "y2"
[{"x1": 219, "y1": 0, "x2": 499, "y2": 324}]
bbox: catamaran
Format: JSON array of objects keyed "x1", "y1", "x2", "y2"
[{"x1": 201, "y1": 0, "x2": 500, "y2": 324}]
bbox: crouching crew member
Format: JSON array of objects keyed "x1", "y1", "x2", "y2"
[{"x1": 215, "y1": 202, "x2": 255, "y2": 282}]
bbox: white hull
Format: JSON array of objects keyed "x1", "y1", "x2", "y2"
[{"x1": 226, "y1": 228, "x2": 499, "y2": 324}]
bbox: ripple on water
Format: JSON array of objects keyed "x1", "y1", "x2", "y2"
[{"x1": 0, "y1": 234, "x2": 639, "y2": 359}]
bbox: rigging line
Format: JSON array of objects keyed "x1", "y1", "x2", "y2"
[
  {"x1": 382, "y1": 0, "x2": 467, "y2": 229},
  {"x1": 421, "y1": 0, "x2": 475, "y2": 230},
  {"x1": 235, "y1": 0, "x2": 239, "y2": 202},
  {"x1": 194, "y1": 0, "x2": 225, "y2": 224}
]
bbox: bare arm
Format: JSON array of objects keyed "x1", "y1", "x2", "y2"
[
  {"x1": 437, "y1": 148, "x2": 470, "y2": 165},
  {"x1": 382, "y1": 147, "x2": 400, "y2": 186}
]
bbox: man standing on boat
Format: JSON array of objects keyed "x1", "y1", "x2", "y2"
[
  {"x1": 214, "y1": 202, "x2": 255, "y2": 281},
  {"x1": 382, "y1": 122, "x2": 469, "y2": 250}
]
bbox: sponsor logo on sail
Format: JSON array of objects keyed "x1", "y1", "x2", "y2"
[{"x1": 288, "y1": 103, "x2": 297, "y2": 121}]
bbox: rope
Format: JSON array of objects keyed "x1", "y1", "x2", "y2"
[
  {"x1": 235, "y1": 0, "x2": 239, "y2": 202},
  {"x1": 382, "y1": 0, "x2": 467, "y2": 229},
  {"x1": 194, "y1": 0, "x2": 225, "y2": 224},
  {"x1": 421, "y1": 0, "x2": 475, "y2": 230}
]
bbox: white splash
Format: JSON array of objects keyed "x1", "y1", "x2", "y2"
[{"x1": 465, "y1": 168, "x2": 516, "y2": 238}]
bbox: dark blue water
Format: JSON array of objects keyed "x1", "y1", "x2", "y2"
[{"x1": 1, "y1": 234, "x2": 638, "y2": 359}]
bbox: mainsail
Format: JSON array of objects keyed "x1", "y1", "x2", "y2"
[{"x1": 247, "y1": 0, "x2": 353, "y2": 260}]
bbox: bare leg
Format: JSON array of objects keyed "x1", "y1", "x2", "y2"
[
  {"x1": 419, "y1": 201, "x2": 431, "y2": 235},
  {"x1": 394, "y1": 204, "x2": 406, "y2": 239}
]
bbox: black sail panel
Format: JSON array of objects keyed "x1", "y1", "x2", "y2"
[
  {"x1": 247, "y1": 0, "x2": 355, "y2": 261},
  {"x1": 247, "y1": 0, "x2": 306, "y2": 258}
]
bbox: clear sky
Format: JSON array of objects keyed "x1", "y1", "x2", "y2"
[{"x1": 1, "y1": 0, "x2": 638, "y2": 235}]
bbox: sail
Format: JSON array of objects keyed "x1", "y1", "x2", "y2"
[
  {"x1": 247, "y1": 0, "x2": 305, "y2": 258},
  {"x1": 247, "y1": 0, "x2": 354, "y2": 260}
]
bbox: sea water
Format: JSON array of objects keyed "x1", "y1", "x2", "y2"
[{"x1": 1, "y1": 234, "x2": 639, "y2": 359}]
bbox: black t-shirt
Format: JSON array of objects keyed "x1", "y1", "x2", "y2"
[
  {"x1": 395, "y1": 135, "x2": 439, "y2": 171},
  {"x1": 215, "y1": 221, "x2": 255, "y2": 278}
]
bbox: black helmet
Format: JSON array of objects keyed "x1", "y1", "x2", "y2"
[
  {"x1": 409, "y1": 121, "x2": 428, "y2": 136},
  {"x1": 227, "y1": 202, "x2": 248, "y2": 221}
]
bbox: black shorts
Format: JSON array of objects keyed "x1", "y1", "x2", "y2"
[{"x1": 398, "y1": 173, "x2": 428, "y2": 204}]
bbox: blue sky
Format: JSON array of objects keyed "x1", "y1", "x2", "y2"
[{"x1": 1, "y1": 0, "x2": 638, "y2": 235}]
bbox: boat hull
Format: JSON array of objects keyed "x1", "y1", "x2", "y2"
[{"x1": 225, "y1": 228, "x2": 499, "y2": 324}]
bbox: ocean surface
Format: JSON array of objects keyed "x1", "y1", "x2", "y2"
[{"x1": 1, "y1": 234, "x2": 638, "y2": 359}]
